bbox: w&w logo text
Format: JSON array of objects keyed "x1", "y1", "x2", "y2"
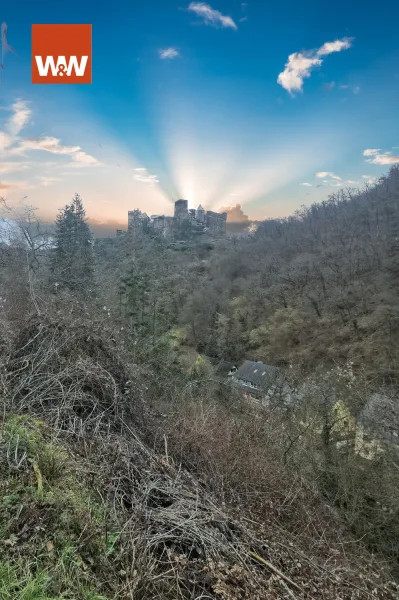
[{"x1": 35, "y1": 56, "x2": 88, "y2": 78}]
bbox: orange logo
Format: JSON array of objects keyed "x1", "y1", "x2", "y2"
[{"x1": 32, "y1": 24, "x2": 92, "y2": 84}]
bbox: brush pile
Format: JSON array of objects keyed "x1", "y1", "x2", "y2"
[
  {"x1": 1, "y1": 313, "x2": 398, "y2": 599},
  {"x1": 5, "y1": 313, "x2": 142, "y2": 430}
]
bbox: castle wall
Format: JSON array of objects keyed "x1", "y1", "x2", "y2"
[
  {"x1": 128, "y1": 210, "x2": 150, "y2": 235},
  {"x1": 126, "y1": 202, "x2": 226, "y2": 238}
]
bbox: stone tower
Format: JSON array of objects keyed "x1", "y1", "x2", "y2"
[
  {"x1": 174, "y1": 199, "x2": 188, "y2": 221},
  {"x1": 196, "y1": 204, "x2": 205, "y2": 222}
]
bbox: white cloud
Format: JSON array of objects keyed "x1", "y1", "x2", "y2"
[
  {"x1": 188, "y1": 2, "x2": 237, "y2": 30},
  {"x1": 11, "y1": 136, "x2": 81, "y2": 156},
  {"x1": 1, "y1": 101, "x2": 100, "y2": 171},
  {"x1": 368, "y1": 154, "x2": 399, "y2": 165},
  {"x1": 315, "y1": 171, "x2": 342, "y2": 180},
  {"x1": 134, "y1": 167, "x2": 159, "y2": 185},
  {"x1": 7, "y1": 100, "x2": 31, "y2": 136},
  {"x1": 1, "y1": 100, "x2": 31, "y2": 159},
  {"x1": 363, "y1": 148, "x2": 399, "y2": 165},
  {"x1": 72, "y1": 151, "x2": 100, "y2": 165},
  {"x1": 300, "y1": 182, "x2": 312, "y2": 187},
  {"x1": 317, "y1": 39, "x2": 352, "y2": 57},
  {"x1": 277, "y1": 54, "x2": 322, "y2": 95},
  {"x1": 9, "y1": 136, "x2": 101, "y2": 166},
  {"x1": 159, "y1": 48, "x2": 179, "y2": 59},
  {"x1": 277, "y1": 37, "x2": 353, "y2": 94},
  {"x1": 363, "y1": 149, "x2": 380, "y2": 157},
  {"x1": 0, "y1": 131, "x2": 13, "y2": 153}
]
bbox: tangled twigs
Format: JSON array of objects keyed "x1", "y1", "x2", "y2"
[{"x1": 249, "y1": 551, "x2": 302, "y2": 592}]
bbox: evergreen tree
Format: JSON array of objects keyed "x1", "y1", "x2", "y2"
[{"x1": 50, "y1": 194, "x2": 94, "y2": 294}]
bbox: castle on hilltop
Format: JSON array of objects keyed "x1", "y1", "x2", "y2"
[{"x1": 127, "y1": 199, "x2": 227, "y2": 238}]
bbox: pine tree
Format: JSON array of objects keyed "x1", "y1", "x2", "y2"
[{"x1": 50, "y1": 194, "x2": 94, "y2": 294}]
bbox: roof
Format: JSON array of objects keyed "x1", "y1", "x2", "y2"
[
  {"x1": 360, "y1": 393, "x2": 399, "y2": 441},
  {"x1": 234, "y1": 360, "x2": 280, "y2": 389}
]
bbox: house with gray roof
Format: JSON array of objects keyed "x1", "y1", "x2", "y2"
[
  {"x1": 359, "y1": 393, "x2": 399, "y2": 446},
  {"x1": 228, "y1": 360, "x2": 284, "y2": 402}
]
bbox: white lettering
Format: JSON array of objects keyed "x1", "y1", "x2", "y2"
[{"x1": 35, "y1": 55, "x2": 88, "y2": 76}]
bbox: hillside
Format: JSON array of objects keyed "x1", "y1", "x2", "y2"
[
  {"x1": 1, "y1": 172, "x2": 399, "y2": 597},
  {"x1": 0, "y1": 312, "x2": 398, "y2": 599}
]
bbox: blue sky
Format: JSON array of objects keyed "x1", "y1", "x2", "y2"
[{"x1": 1, "y1": 0, "x2": 399, "y2": 228}]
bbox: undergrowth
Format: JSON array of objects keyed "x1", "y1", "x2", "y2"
[{"x1": 0, "y1": 415, "x2": 117, "y2": 600}]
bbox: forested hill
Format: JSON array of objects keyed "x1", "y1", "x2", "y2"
[
  {"x1": 98, "y1": 165, "x2": 399, "y2": 386},
  {"x1": 210, "y1": 164, "x2": 399, "y2": 381},
  {"x1": 2, "y1": 169, "x2": 399, "y2": 598}
]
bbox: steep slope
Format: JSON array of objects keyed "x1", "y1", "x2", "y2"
[{"x1": 0, "y1": 313, "x2": 398, "y2": 599}]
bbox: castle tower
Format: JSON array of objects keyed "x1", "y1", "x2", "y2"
[
  {"x1": 196, "y1": 204, "x2": 205, "y2": 222},
  {"x1": 174, "y1": 199, "x2": 188, "y2": 221}
]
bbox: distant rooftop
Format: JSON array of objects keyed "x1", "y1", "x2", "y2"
[{"x1": 232, "y1": 360, "x2": 281, "y2": 391}]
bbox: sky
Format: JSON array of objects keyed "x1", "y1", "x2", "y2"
[{"x1": 1, "y1": 0, "x2": 399, "y2": 233}]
